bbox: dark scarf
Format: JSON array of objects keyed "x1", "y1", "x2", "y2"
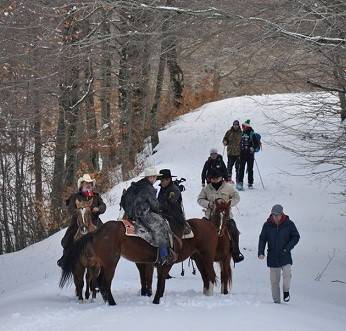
[{"x1": 211, "y1": 182, "x2": 223, "y2": 190}]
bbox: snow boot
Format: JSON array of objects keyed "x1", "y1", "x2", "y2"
[
  {"x1": 236, "y1": 182, "x2": 244, "y2": 191},
  {"x1": 283, "y1": 291, "x2": 290, "y2": 302},
  {"x1": 248, "y1": 183, "x2": 253, "y2": 189}
]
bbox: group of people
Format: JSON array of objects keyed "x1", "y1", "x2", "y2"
[
  {"x1": 57, "y1": 118, "x2": 300, "y2": 304},
  {"x1": 201, "y1": 119, "x2": 261, "y2": 191}
]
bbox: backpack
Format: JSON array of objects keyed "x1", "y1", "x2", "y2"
[
  {"x1": 252, "y1": 132, "x2": 262, "y2": 152},
  {"x1": 120, "y1": 182, "x2": 140, "y2": 218}
]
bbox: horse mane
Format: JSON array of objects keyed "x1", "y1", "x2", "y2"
[{"x1": 59, "y1": 232, "x2": 95, "y2": 288}]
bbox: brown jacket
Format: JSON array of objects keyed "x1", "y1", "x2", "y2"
[
  {"x1": 197, "y1": 181, "x2": 240, "y2": 219},
  {"x1": 223, "y1": 126, "x2": 242, "y2": 156}
]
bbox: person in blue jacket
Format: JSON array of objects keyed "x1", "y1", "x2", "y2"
[{"x1": 258, "y1": 204, "x2": 300, "y2": 303}]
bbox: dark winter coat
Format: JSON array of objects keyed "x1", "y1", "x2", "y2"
[
  {"x1": 158, "y1": 181, "x2": 185, "y2": 224},
  {"x1": 258, "y1": 215, "x2": 300, "y2": 268},
  {"x1": 132, "y1": 177, "x2": 160, "y2": 217},
  {"x1": 223, "y1": 126, "x2": 242, "y2": 156},
  {"x1": 240, "y1": 127, "x2": 259, "y2": 156},
  {"x1": 201, "y1": 155, "x2": 228, "y2": 184},
  {"x1": 62, "y1": 191, "x2": 106, "y2": 248}
]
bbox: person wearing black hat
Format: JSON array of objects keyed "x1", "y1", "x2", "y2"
[
  {"x1": 223, "y1": 120, "x2": 242, "y2": 183},
  {"x1": 197, "y1": 168, "x2": 244, "y2": 263},
  {"x1": 258, "y1": 204, "x2": 300, "y2": 303},
  {"x1": 158, "y1": 169, "x2": 185, "y2": 232}
]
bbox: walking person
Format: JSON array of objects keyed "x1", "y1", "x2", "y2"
[
  {"x1": 258, "y1": 204, "x2": 300, "y2": 303},
  {"x1": 201, "y1": 148, "x2": 228, "y2": 187},
  {"x1": 237, "y1": 119, "x2": 260, "y2": 191},
  {"x1": 222, "y1": 120, "x2": 242, "y2": 183}
]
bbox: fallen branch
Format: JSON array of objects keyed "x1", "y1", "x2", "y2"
[{"x1": 314, "y1": 248, "x2": 336, "y2": 281}]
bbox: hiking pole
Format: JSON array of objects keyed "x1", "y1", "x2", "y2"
[
  {"x1": 222, "y1": 146, "x2": 226, "y2": 158},
  {"x1": 255, "y1": 158, "x2": 265, "y2": 190}
]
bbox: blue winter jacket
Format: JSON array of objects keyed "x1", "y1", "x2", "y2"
[{"x1": 258, "y1": 215, "x2": 300, "y2": 268}]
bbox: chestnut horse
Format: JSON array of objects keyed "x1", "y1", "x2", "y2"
[
  {"x1": 59, "y1": 218, "x2": 218, "y2": 305},
  {"x1": 136, "y1": 199, "x2": 233, "y2": 295}
]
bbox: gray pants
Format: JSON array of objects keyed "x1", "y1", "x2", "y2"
[{"x1": 270, "y1": 264, "x2": 292, "y2": 303}]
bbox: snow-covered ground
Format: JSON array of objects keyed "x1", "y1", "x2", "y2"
[{"x1": 1, "y1": 94, "x2": 345, "y2": 331}]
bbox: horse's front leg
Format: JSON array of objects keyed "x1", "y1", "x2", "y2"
[
  {"x1": 153, "y1": 265, "x2": 170, "y2": 304},
  {"x1": 73, "y1": 262, "x2": 85, "y2": 301}
]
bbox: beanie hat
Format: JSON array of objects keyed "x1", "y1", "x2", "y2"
[
  {"x1": 271, "y1": 204, "x2": 284, "y2": 215},
  {"x1": 208, "y1": 168, "x2": 223, "y2": 178},
  {"x1": 210, "y1": 148, "x2": 218, "y2": 155}
]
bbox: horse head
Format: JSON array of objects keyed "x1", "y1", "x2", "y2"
[
  {"x1": 75, "y1": 199, "x2": 96, "y2": 239},
  {"x1": 211, "y1": 198, "x2": 231, "y2": 235}
]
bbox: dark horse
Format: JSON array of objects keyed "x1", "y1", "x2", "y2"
[
  {"x1": 66, "y1": 199, "x2": 100, "y2": 301},
  {"x1": 59, "y1": 218, "x2": 218, "y2": 305},
  {"x1": 136, "y1": 199, "x2": 233, "y2": 295}
]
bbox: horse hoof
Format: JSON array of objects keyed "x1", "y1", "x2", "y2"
[
  {"x1": 153, "y1": 297, "x2": 160, "y2": 304},
  {"x1": 140, "y1": 288, "x2": 147, "y2": 296},
  {"x1": 146, "y1": 289, "x2": 152, "y2": 297},
  {"x1": 108, "y1": 300, "x2": 116, "y2": 306}
]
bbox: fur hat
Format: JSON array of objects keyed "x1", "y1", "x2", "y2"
[
  {"x1": 209, "y1": 148, "x2": 218, "y2": 155},
  {"x1": 77, "y1": 174, "x2": 96, "y2": 189},
  {"x1": 143, "y1": 167, "x2": 160, "y2": 177},
  {"x1": 271, "y1": 204, "x2": 284, "y2": 215}
]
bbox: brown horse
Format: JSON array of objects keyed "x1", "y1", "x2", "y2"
[
  {"x1": 59, "y1": 218, "x2": 218, "y2": 305},
  {"x1": 68, "y1": 199, "x2": 100, "y2": 301},
  {"x1": 211, "y1": 198, "x2": 233, "y2": 294},
  {"x1": 136, "y1": 199, "x2": 233, "y2": 295}
]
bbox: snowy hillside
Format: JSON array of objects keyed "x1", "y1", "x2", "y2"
[{"x1": 0, "y1": 94, "x2": 345, "y2": 331}]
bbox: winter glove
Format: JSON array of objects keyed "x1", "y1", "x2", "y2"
[{"x1": 208, "y1": 201, "x2": 215, "y2": 209}]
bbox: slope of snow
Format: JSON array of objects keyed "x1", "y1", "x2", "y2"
[{"x1": 1, "y1": 94, "x2": 345, "y2": 331}]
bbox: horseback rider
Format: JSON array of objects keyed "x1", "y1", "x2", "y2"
[
  {"x1": 158, "y1": 169, "x2": 185, "y2": 230},
  {"x1": 57, "y1": 174, "x2": 106, "y2": 267},
  {"x1": 197, "y1": 168, "x2": 244, "y2": 263},
  {"x1": 201, "y1": 148, "x2": 228, "y2": 187},
  {"x1": 123, "y1": 167, "x2": 175, "y2": 266}
]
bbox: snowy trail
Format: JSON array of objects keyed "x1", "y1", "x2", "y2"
[{"x1": 0, "y1": 94, "x2": 345, "y2": 331}]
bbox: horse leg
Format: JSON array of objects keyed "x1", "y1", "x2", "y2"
[
  {"x1": 153, "y1": 265, "x2": 169, "y2": 304},
  {"x1": 192, "y1": 253, "x2": 209, "y2": 295},
  {"x1": 85, "y1": 268, "x2": 91, "y2": 300},
  {"x1": 145, "y1": 264, "x2": 154, "y2": 297},
  {"x1": 102, "y1": 256, "x2": 120, "y2": 306},
  {"x1": 136, "y1": 263, "x2": 148, "y2": 296},
  {"x1": 200, "y1": 254, "x2": 216, "y2": 296},
  {"x1": 91, "y1": 266, "x2": 100, "y2": 299},
  {"x1": 73, "y1": 262, "x2": 85, "y2": 301}
]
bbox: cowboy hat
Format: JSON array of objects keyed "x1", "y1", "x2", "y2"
[
  {"x1": 77, "y1": 174, "x2": 96, "y2": 189},
  {"x1": 143, "y1": 167, "x2": 160, "y2": 177},
  {"x1": 158, "y1": 169, "x2": 177, "y2": 180}
]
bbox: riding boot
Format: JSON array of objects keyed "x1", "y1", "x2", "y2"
[{"x1": 227, "y1": 219, "x2": 244, "y2": 263}]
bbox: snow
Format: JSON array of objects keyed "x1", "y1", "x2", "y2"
[{"x1": 1, "y1": 93, "x2": 346, "y2": 331}]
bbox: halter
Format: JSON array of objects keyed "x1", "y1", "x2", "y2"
[{"x1": 211, "y1": 198, "x2": 230, "y2": 237}]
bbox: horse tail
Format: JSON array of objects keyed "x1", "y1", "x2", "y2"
[{"x1": 59, "y1": 232, "x2": 94, "y2": 288}]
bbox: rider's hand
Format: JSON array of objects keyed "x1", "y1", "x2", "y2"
[
  {"x1": 258, "y1": 255, "x2": 265, "y2": 260},
  {"x1": 92, "y1": 207, "x2": 99, "y2": 213},
  {"x1": 208, "y1": 201, "x2": 214, "y2": 209}
]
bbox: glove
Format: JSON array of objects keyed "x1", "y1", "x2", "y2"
[
  {"x1": 250, "y1": 147, "x2": 254, "y2": 153},
  {"x1": 208, "y1": 201, "x2": 215, "y2": 209},
  {"x1": 202, "y1": 183, "x2": 205, "y2": 188}
]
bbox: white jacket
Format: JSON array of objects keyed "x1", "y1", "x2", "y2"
[{"x1": 197, "y1": 182, "x2": 240, "y2": 219}]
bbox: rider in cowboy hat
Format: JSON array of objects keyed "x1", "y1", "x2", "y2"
[{"x1": 57, "y1": 174, "x2": 106, "y2": 268}]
